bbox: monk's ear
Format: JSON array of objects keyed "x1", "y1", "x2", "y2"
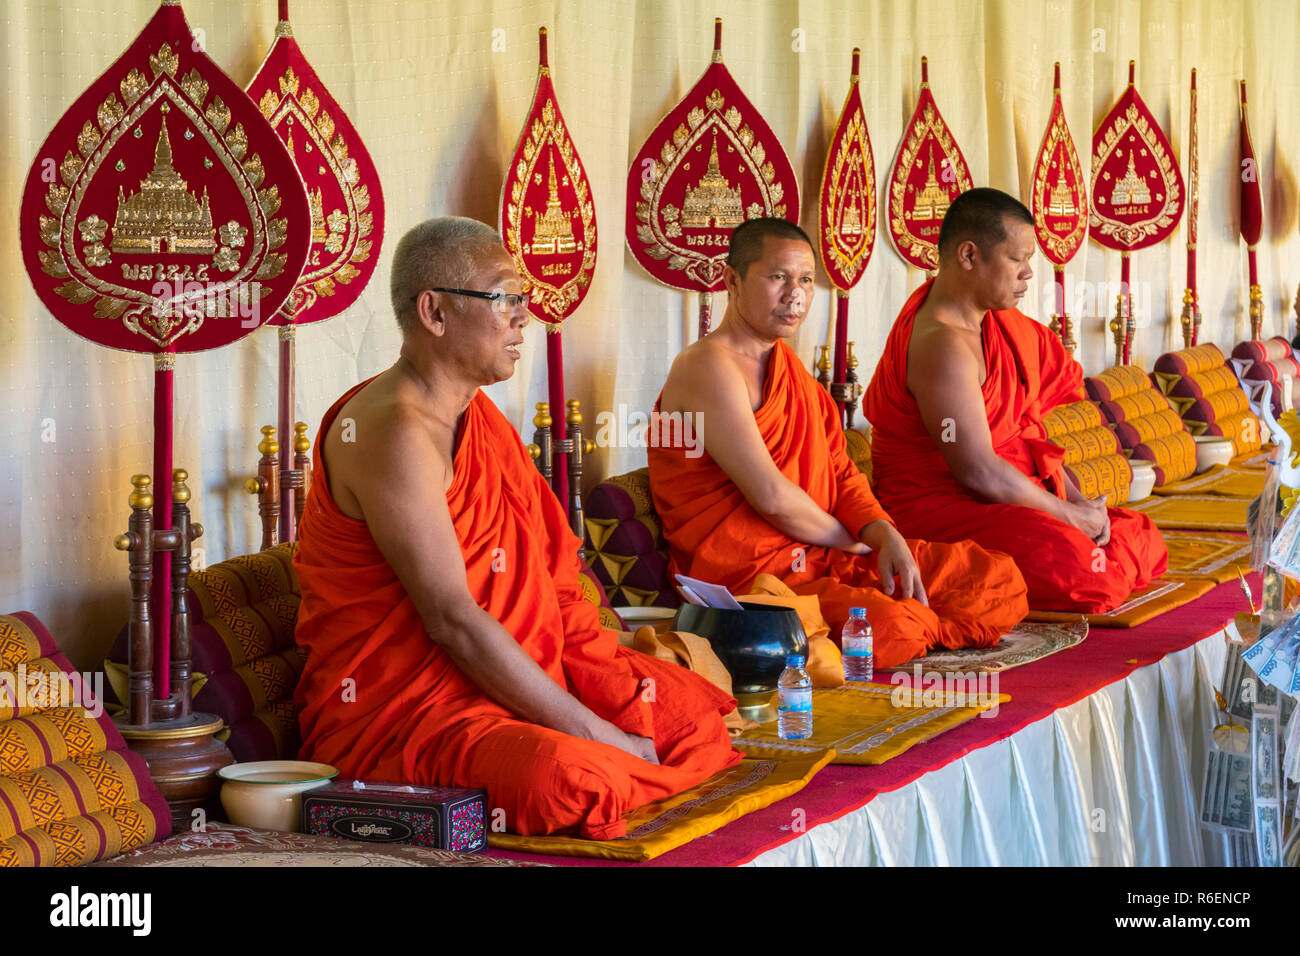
[
  {"x1": 413, "y1": 290, "x2": 449, "y2": 337},
  {"x1": 722, "y1": 263, "x2": 743, "y2": 298},
  {"x1": 955, "y1": 239, "x2": 980, "y2": 271}
]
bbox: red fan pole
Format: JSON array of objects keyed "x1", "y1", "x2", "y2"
[
  {"x1": 546, "y1": 327, "x2": 569, "y2": 508},
  {"x1": 1053, "y1": 266, "x2": 1066, "y2": 324},
  {"x1": 699, "y1": 291, "x2": 713, "y2": 339},
  {"x1": 151, "y1": 354, "x2": 173, "y2": 700},
  {"x1": 279, "y1": 0, "x2": 290, "y2": 22},
  {"x1": 278, "y1": 327, "x2": 296, "y2": 542},
  {"x1": 1185, "y1": 69, "x2": 1199, "y2": 346},
  {"x1": 832, "y1": 292, "x2": 849, "y2": 419},
  {"x1": 1121, "y1": 251, "x2": 1133, "y2": 365}
]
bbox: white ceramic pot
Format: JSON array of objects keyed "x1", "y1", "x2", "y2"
[
  {"x1": 1128, "y1": 459, "x2": 1157, "y2": 502},
  {"x1": 218, "y1": 760, "x2": 338, "y2": 832},
  {"x1": 1194, "y1": 435, "x2": 1234, "y2": 473}
]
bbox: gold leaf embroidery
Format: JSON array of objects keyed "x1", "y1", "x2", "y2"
[
  {"x1": 120, "y1": 69, "x2": 147, "y2": 107},
  {"x1": 257, "y1": 185, "x2": 281, "y2": 217},
  {"x1": 94, "y1": 297, "x2": 130, "y2": 320},
  {"x1": 45, "y1": 184, "x2": 69, "y2": 216},
  {"x1": 226, "y1": 123, "x2": 248, "y2": 162},
  {"x1": 299, "y1": 88, "x2": 320, "y2": 120},
  {"x1": 59, "y1": 152, "x2": 83, "y2": 188},
  {"x1": 55, "y1": 280, "x2": 96, "y2": 304},
  {"x1": 243, "y1": 152, "x2": 264, "y2": 189},
  {"x1": 148, "y1": 43, "x2": 178, "y2": 79},
  {"x1": 97, "y1": 94, "x2": 124, "y2": 134},
  {"x1": 205, "y1": 96, "x2": 231, "y2": 135},
  {"x1": 180, "y1": 69, "x2": 208, "y2": 107},
  {"x1": 38, "y1": 250, "x2": 69, "y2": 278},
  {"x1": 278, "y1": 66, "x2": 300, "y2": 98},
  {"x1": 255, "y1": 252, "x2": 287, "y2": 280},
  {"x1": 77, "y1": 121, "x2": 101, "y2": 158},
  {"x1": 258, "y1": 89, "x2": 279, "y2": 120},
  {"x1": 265, "y1": 216, "x2": 286, "y2": 250},
  {"x1": 315, "y1": 110, "x2": 334, "y2": 144}
]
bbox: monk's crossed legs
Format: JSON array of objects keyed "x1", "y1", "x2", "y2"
[{"x1": 791, "y1": 538, "x2": 1028, "y2": 669}]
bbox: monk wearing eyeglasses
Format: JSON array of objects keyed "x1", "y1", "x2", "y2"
[{"x1": 293, "y1": 217, "x2": 741, "y2": 839}]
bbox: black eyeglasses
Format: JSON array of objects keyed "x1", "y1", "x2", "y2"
[{"x1": 416, "y1": 287, "x2": 530, "y2": 314}]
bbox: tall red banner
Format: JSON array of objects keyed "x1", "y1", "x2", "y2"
[{"x1": 885, "y1": 57, "x2": 972, "y2": 272}]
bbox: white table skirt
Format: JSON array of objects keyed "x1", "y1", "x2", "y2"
[{"x1": 749, "y1": 627, "x2": 1235, "y2": 866}]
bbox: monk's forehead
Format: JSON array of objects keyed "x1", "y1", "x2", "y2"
[
  {"x1": 753, "y1": 236, "x2": 816, "y2": 270},
  {"x1": 471, "y1": 245, "x2": 521, "y2": 286}
]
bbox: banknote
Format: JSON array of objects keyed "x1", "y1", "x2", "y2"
[
  {"x1": 1256, "y1": 802, "x2": 1281, "y2": 867},
  {"x1": 1202, "y1": 750, "x2": 1255, "y2": 832},
  {"x1": 1268, "y1": 500, "x2": 1300, "y2": 573},
  {"x1": 1252, "y1": 710, "x2": 1278, "y2": 801},
  {"x1": 1260, "y1": 631, "x2": 1300, "y2": 693},
  {"x1": 1224, "y1": 643, "x2": 1253, "y2": 720},
  {"x1": 1233, "y1": 830, "x2": 1259, "y2": 867}
]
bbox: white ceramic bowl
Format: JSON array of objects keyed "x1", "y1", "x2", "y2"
[
  {"x1": 218, "y1": 760, "x2": 338, "y2": 832},
  {"x1": 1194, "y1": 435, "x2": 1234, "y2": 473},
  {"x1": 1128, "y1": 459, "x2": 1156, "y2": 502}
]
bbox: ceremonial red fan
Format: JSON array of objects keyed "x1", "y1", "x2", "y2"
[
  {"x1": 245, "y1": 0, "x2": 385, "y2": 542},
  {"x1": 500, "y1": 27, "x2": 598, "y2": 516},
  {"x1": 817, "y1": 48, "x2": 876, "y2": 421},
  {"x1": 1030, "y1": 63, "x2": 1088, "y2": 352},
  {"x1": 1089, "y1": 61, "x2": 1184, "y2": 364},
  {"x1": 1239, "y1": 80, "x2": 1264, "y2": 341},
  {"x1": 18, "y1": 0, "x2": 311, "y2": 703},
  {"x1": 625, "y1": 18, "x2": 799, "y2": 339},
  {"x1": 885, "y1": 57, "x2": 972, "y2": 272}
]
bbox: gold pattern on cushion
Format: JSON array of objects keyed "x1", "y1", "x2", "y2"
[
  {"x1": 1055, "y1": 425, "x2": 1120, "y2": 465},
  {"x1": 1066, "y1": 454, "x2": 1132, "y2": 506},
  {"x1": 597, "y1": 607, "x2": 622, "y2": 631},
  {"x1": 596, "y1": 552, "x2": 637, "y2": 586},
  {"x1": 1043, "y1": 400, "x2": 1103, "y2": 438},
  {"x1": 1113, "y1": 390, "x2": 1173, "y2": 422},
  {"x1": 605, "y1": 468, "x2": 656, "y2": 518},
  {"x1": 1090, "y1": 364, "x2": 1151, "y2": 400},
  {"x1": 584, "y1": 516, "x2": 618, "y2": 551},
  {"x1": 1142, "y1": 433, "x2": 1199, "y2": 484},
  {"x1": 844, "y1": 427, "x2": 873, "y2": 482},
  {"x1": 0, "y1": 616, "x2": 41, "y2": 670},
  {"x1": 1122, "y1": 406, "x2": 1187, "y2": 443},
  {"x1": 1216, "y1": 410, "x2": 1263, "y2": 456}
]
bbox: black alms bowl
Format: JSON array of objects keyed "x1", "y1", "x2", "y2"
[{"x1": 672, "y1": 602, "x2": 808, "y2": 710}]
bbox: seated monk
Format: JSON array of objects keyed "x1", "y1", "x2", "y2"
[
  {"x1": 293, "y1": 218, "x2": 741, "y2": 839},
  {"x1": 862, "y1": 188, "x2": 1168, "y2": 613},
  {"x1": 648, "y1": 218, "x2": 1028, "y2": 669}
]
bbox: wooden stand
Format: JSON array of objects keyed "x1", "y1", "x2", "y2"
[
  {"x1": 246, "y1": 423, "x2": 312, "y2": 550},
  {"x1": 818, "y1": 342, "x2": 864, "y2": 428},
  {"x1": 113, "y1": 470, "x2": 233, "y2": 832},
  {"x1": 526, "y1": 400, "x2": 595, "y2": 538}
]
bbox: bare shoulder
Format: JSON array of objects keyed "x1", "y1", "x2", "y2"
[
  {"x1": 661, "y1": 336, "x2": 745, "y2": 413},
  {"x1": 908, "y1": 312, "x2": 979, "y2": 387},
  {"x1": 324, "y1": 374, "x2": 451, "y2": 518}
]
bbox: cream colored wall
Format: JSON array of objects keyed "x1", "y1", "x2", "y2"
[{"x1": 2, "y1": 0, "x2": 1297, "y2": 667}]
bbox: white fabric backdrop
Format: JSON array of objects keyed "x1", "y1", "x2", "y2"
[
  {"x1": 2, "y1": 0, "x2": 1298, "y2": 665},
  {"x1": 748, "y1": 626, "x2": 1233, "y2": 865}
]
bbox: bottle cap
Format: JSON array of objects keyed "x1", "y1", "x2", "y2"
[
  {"x1": 849, "y1": 607, "x2": 867, "y2": 619},
  {"x1": 785, "y1": 654, "x2": 806, "y2": 668}
]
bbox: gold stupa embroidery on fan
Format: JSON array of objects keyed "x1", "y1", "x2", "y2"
[
  {"x1": 112, "y1": 116, "x2": 215, "y2": 256},
  {"x1": 682, "y1": 131, "x2": 745, "y2": 229},
  {"x1": 527, "y1": 153, "x2": 578, "y2": 256}
]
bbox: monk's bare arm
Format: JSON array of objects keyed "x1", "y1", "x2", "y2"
[
  {"x1": 908, "y1": 327, "x2": 1106, "y2": 539},
  {"x1": 665, "y1": 350, "x2": 867, "y2": 552},
  {"x1": 341, "y1": 407, "x2": 653, "y2": 758}
]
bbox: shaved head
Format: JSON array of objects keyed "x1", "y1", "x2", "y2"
[
  {"x1": 937, "y1": 188, "x2": 1034, "y2": 260},
  {"x1": 727, "y1": 218, "x2": 814, "y2": 277},
  {"x1": 390, "y1": 217, "x2": 504, "y2": 337}
]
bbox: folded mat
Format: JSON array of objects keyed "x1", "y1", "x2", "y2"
[
  {"x1": 1152, "y1": 464, "x2": 1266, "y2": 499},
  {"x1": 879, "y1": 620, "x2": 1088, "y2": 673},
  {"x1": 1126, "y1": 493, "x2": 1251, "y2": 531},
  {"x1": 487, "y1": 751, "x2": 833, "y2": 862},
  {"x1": 1026, "y1": 577, "x2": 1216, "y2": 628},
  {"x1": 734, "y1": 683, "x2": 1006, "y2": 766},
  {"x1": 1160, "y1": 530, "x2": 1251, "y2": 583}
]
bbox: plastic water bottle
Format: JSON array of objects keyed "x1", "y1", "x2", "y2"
[
  {"x1": 841, "y1": 607, "x2": 874, "y2": 682},
  {"x1": 777, "y1": 654, "x2": 813, "y2": 740}
]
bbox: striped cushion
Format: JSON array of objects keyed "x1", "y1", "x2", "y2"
[
  {"x1": 1231, "y1": 337, "x2": 1300, "y2": 417},
  {"x1": 1087, "y1": 365, "x2": 1197, "y2": 486},
  {"x1": 1152, "y1": 345, "x2": 1261, "y2": 457},
  {"x1": 1043, "y1": 400, "x2": 1129, "y2": 505},
  {"x1": 0, "y1": 612, "x2": 170, "y2": 867}
]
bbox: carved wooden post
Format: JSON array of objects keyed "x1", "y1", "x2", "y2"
[
  {"x1": 293, "y1": 421, "x2": 312, "y2": 532},
  {"x1": 815, "y1": 345, "x2": 832, "y2": 390},
  {"x1": 114, "y1": 475, "x2": 155, "y2": 727},
  {"x1": 843, "y1": 342, "x2": 863, "y2": 429},
  {"x1": 565, "y1": 399, "x2": 596, "y2": 538},
  {"x1": 246, "y1": 425, "x2": 281, "y2": 551},
  {"x1": 169, "y1": 468, "x2": 202, "y2": 717},
  {"x1": 528, "y1": 403, "x2": 553, "y2": 485},
  {"x1": 1110, "y1": 293, "x2": 1127, "y2": 367}
]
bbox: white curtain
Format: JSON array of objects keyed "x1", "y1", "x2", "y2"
[{"x1": 2, "y1": 0, "x2": 1297, "y2": 666}]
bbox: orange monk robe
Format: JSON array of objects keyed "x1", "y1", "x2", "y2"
[
  {"x1": 293, "y1": 381, "x2": 741, "y2": 840},
  {"x1": 648, "y1": 340, "x2": 1028, "y2": 670},
  {"x1": 862, "y1": 279, "x2": 1168, "y2": 613}
]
